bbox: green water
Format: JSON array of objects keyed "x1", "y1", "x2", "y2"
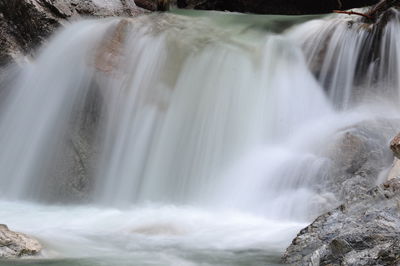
[
  {"x1": 0, "y1": 251, "x2": 283, "y2": 266},
  {"x1": 171, "y1": 8, "x2": 325, "y2": 33}
]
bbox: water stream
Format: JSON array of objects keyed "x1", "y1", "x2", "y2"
[{"x1": 0, "y1": 8, "x2": 399, "y2": 266}]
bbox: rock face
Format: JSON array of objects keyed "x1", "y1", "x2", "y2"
[
  {"x1": 175, "y1": 0, "x2": 378, "y2": 15},
  {"x1": 283, "y1": 177, "x2": 400, "y2": 265},
  {"x1": 0, "y1": 1, "x2": 144, "y2": 202},
  {"x1": 283, "y1": 126, "x2": 400, "y2": 265},
  {"x1": 0, "y1": 0, "x2": 144, "y2": 65},
  {"x1": 0, "y1": 224, "x2": 41, "y2": 258},
  {"x1": 311, "y1": 119, "x2": 399, "y2": 215}
]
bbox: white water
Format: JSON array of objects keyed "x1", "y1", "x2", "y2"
[{"x1": 0, "y1": 10, "x2": 399, "y2": 266}]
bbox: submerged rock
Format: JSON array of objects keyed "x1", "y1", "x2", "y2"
[
  {"x1": 283, "y1": 177, "x2": 400, "y2": 265},
  {"x1": 0, "y1": 224, "x2": 41, "y2": 258}
]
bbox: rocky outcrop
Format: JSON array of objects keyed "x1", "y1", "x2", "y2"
[
  {"x1": 0, "y1": 1, "x2": 144, "y2": 201},
  {"x1": 283, "y1": 126, "x2": 400, "y2": 265},
  {"x1": 283, "y1": 177, "x2": 400, "y2": 265},
  {"x1": 175, "y1": 0, "x2": 379, "y2": 15},
  {"x1": 0, "y1": 0, "x2": 145, "y2": 65},
  {"x1": 312, "y1": 119, "x2": 399, "y2": 213},
  {"x1": 0, "y1": 224, "x2": 41, "y2": 258}
]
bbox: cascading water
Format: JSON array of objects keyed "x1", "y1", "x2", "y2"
[{"x1": 0, "y1": 8, "x2": 400, "y2": 266}]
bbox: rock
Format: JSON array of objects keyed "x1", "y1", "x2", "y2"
[
  {"x1": 0, "y1": 0, "x2": 145, "y2": 65},
  {"x1": 387, "y1": 158, "x2": 400, "y2": 180},
  {"x1": 390, "y1": 132, "x2": 400, "y2": 159},
  {"x1": 283, "y1": 177, "x2": 400, "y2": 265},
  {"x1": 40, "y1": 78, "x2": 104, "y2": 203},
  {"x1": 135, "y1": 0, "x2": 171, "y2": 11},
  {"x1": 95, "y1": 19, "x2": 131, "y2": 73},
  {"x1": 0, "y1": 1, "x2": 145, "y2": 201},
  {"x1": 175, "y1": 0, "x2": 378, "y2": 15},
  {"x1": 0, "y1": 224, "x2": 41, "y2": 258},
  {"x1": 315, "y1": 119, "x2": 399, "y2": 210},
  {"x1": 157, "y1": 0, "x2": 171, "y2": 11},
  {"x1": 282, "y1": 117, "x2": 400, "y2": 264}
]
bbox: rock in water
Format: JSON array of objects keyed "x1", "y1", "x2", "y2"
[
  {"x1": 313, "y1": 119, "x2": 398, "y2": 213},
  {"x1": 390, "y1": 132, "x2": 400, "y2": 159},
  {"x1": 282, "y1": 177, "x2": 400, "y2": 265},
  {"x1": 0, "y1": 0, "x2": 145, "y2": 65},
  {"x1": 175, "y1": 0, "x2": 378, "y2": 15},
  {"x1": 0, "y1": 224, "x2": 41, "y2": 258}
]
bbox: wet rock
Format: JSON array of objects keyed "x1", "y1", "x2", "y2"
[
  {"x1": 95, "y1": 19, "x2": 131, "y2": 73},
  {"x1": 283, "y1": 177, "x2": 400, "y2": 265},
  {"x1": 319, "y1": 119, "x2": 398, "y2": 206},
  {"x1": 135, "y1": 0, "x2": 174, "y2": 11},
  {"x1": 175, "y1": 0, "x2": 378, "y2": 15},
  {"x1": 388, "y1": 158, "x2": 400, "y2": 180},
  {"x1": 0, "y1": 1, "x2": 144, "y2": 201},
  {"x1": 0, "y1": 224, "x2": 41, "y2": 258},
  {"x1": 43, "y1": 79, "x2": 104, "y2": 203},
  {"x1": 0, "y1": 0, "x2": 145, "y2": 65},
  {"x1": 390, "y1": 132, "x2": 400, "y2": 159},
  {"x1": 283, "y1": 121, "x2": 400, "y2": 264}
]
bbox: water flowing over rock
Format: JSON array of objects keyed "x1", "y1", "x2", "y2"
[
  {"x1": 175, "y1": 0, "x2": 378, "y2": 14},
  {"x1": 390, "y1": 132, "x2": 400, "y2": 159},
  {"x1": 283, "y1": 177, "x2": 400, "y2": 265},
  {"x1": 321, "y1": 119, "x2": 398, "y2": 204},
  {"x1": 1, "y1": 3, "x2": 400, "y2": 265},
  {"x1": 0, "y1": 0, "x2": 144, "y2": 65},
  {"x1": 0, "y1": 224, "x2": 41, "y2": 258},
  {"x1": 291, "y1": 8, "x2": 400, "y2": 108}
]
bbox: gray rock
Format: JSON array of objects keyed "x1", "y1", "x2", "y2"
[
  {"x1": 0, "y1": 0, "x2": 145, "y2": 65},
  {"x1": 0, "y1": 224, "x2": 41, "y2": 258},
  {"x1": 283, "y1": 177, "x2": 400, "y2": 265},
  {"x1": 390, "y1": 132, "x2": 400, "y2": 159},
  {"x1": 174, "y1": 0, "x2": 377, "y2": 15},
  {"x1": 310, "y1": 119, "x2": 399, "y2": 215},
  {"x1": 0, "y1": 1, "x2": 145, "y2": 202},
  {"x1": 282, "y1": 119, "x2": 400, "y2": 265}
]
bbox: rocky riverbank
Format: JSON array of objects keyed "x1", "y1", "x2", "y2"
[
  {"x1": 283, "y1": 176, "x2": 400, "y2": 265},
  {"x1": 282, "y1": 130, "x2": 400, "y2": 265}
]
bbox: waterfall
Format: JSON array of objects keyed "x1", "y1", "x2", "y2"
[
  {"x1": 93, "y1": 15, "x2": 332, "y2": 209},
  {"x1": 0, "y1": 10, "x2": 400, "y2": 254},
  {"x1": 291, "y1": 9, "x2": 400, "y2": 108}
]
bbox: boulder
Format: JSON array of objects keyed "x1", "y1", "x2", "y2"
[
  {"x1": 0, "y1": 224, "x2": 41, "y2": 258},
  {"x1": 283, "y1": 124, "x2": 400, "y2": 265},
  {"x1": 283, "y1": 177, "x2": 400, "y2": 265},
  {"x1": 0, "y1": 0, "x2": 145, "y2": 65},
  {"x1": 314, "y1": 119, "x2": 398, "y2": 211}
]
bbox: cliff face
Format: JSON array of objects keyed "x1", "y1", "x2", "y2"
[{"x1": 0, "y1": 0, "x2": 144, "y2": 65}]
